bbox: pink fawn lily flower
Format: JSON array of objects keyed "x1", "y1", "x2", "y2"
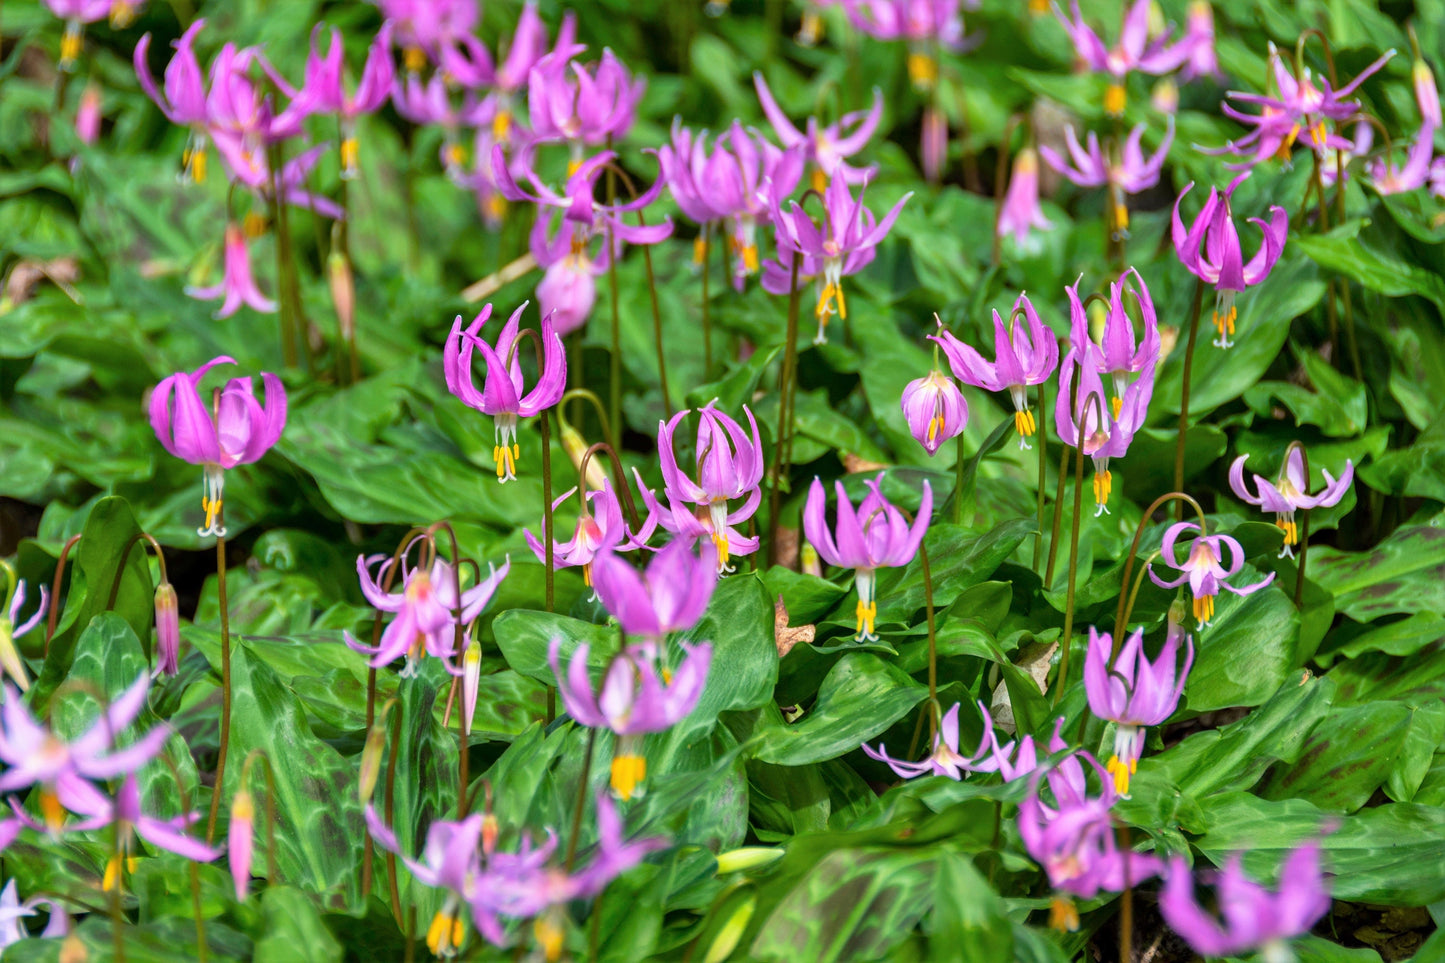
[
  {"x1": 0, "y1": 577, "x2": 47, "y2": 692},
  {"x1": 299, "y1": 24, "x2": 395, "y2": 178},
  {"x1": 214, "y1": 142, "x2": 344, "y2": 219},
  {"x1": 753, "y1": 73, "x2": 883, "y2": 189},
  {"x1": 1160, "y1": 842, "x2": 1330, "y2": 962},
  {"x1": 1055, "y1": 345, "x2": 1155, "y2": 516},
  {"x1": 1229, "y1": 447, "x2": 1353, "y2": 559},
  {"x1": 348, "y1": 554, "x2": 510, "y2": 677},
  {"x1": 549, "y1": 636, "x2": 713, "y2": 800},
  {"x1": 901, "y1": 367, "x2": 968, "y2": 456},
  {"x1": 803, "y1": 477, "x2": 932, "y2": 641},
  {"x1": 1366, "y1": 122, "x2": 1437, "y2": 195},
  {"x1": 444, "y1": 301, "x2": 568, "y2": 483},
  {"x1": 149, "y1": 356, "x2": 286, "y2": 537},
  {"x1": 525, "y1": 480, "x2": 629, "y2": 594},
  {"x1": 229, "y1": 785, "x2": 255, "y2": 900},
  {"x1": 365, "y1": 807, "x2": 488, "y2": 955},
  {"x1": 1177, "y1": 2, "x2": 1219, "y2": 82},
  {"x1": 1040, "y1": 120, "x2": 1173, "y2": 238},
  {"x1": 1056, "y1": 0, "x2": 1192, "y2": 115},
  {"x1": 843, "y1": 0, "x2": 977, "y2": 91},
  {"x1": 392, "y1": 72, "x2": 491, "y2": 180},
  {"x1": 526, "y1": 45, "x2": 645, "y2": 151},
  {"x1": 529, "y1": 217, "x2": 611, "y2": 336},
  {"x1": 1149, "y1": 522, "x2": 1275, "y2": 626},
  {"x1": 44, "y1": 0, "x2": 116, "y2": 70},
  {"x1": 61, "y1": 773, "x2": 220, "y2": 891},
  {"x1": 657, "y1": 121, "x2": 728, "y2": 246},
  {"x1": 590, "y1": 539, "x2": 718, "y2": 643},
  {"x1": 921, "y1": 106, "x2": 947, "y2": 182},
  {"x1": 493, "y1": 147, "x2": 673, "y2": 246},
  {"x1": 655, "y1": 403, "x2": 765, "y2": 570},
  {"x1": 485, "y1": 6, "x2": 576, "y2": 147},
  {"x1": 631, "y1": 471, "x2": 761, "y2": 569},
  {"x1": 0, "y1": 675, "x2": 171, "y2": 833},
  {"x1": 135, "y1": 20, "x2": 213, "y2": 183},
  {"x1": 1416, "y1": 53, "x2": 1441, "y2": 129},
  {"x1": 996, "y1": 147, "x2": 1052, "y2": 248},
  {"x1": 863, "y1": 703, "x2": 986, "y2": 780},
  {"x1": 1065, "y1": 268, "x2": 1160, "y2": 416},
  {"x1": 186, "y1": 224, "x2": 277, "y2": 319},
  {"x1": 767, "y1": 173, "x2": 911, "y2": 343},
  {"x1": 932, "y1": 292, "x2": 1058, "y2": 450},
  {"x1": 153, "y1": 582, "x2": 180, "y2": 678},
  {"x1": 1172, "y1": 174, "x2": 1289, "y2": 348},
  {"x1": 1084, "y1": 624, "x2": 1194, "y2": 797}
]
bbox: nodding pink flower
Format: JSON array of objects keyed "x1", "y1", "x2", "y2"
[
  {"x1": 44, "y1": 0, "x2": 117, "y2": 70},
  {"x1": 153, "y1": 583, "x2": 180, "y2": 678},
  {"x1": 590, "y1": 539, "x2": 718, "y2": 642},
  {"x1": 1177, "y1": 2, "x2": 1220, "y2": 82},
  {"x1": 1056, "y1": 0, "x2": 1192, "y2": 115},
  {"x1": 185, "y1": 224, "x2": 276, "y2": 320},
  {"x1": 1055, "y1": 346, "x2": 1154, "y2": 516},
  {"x1": 526, "y1": 480, "x2": 629, "y2": 594},
  {"x1": 493, "y1": 147, "x2": 673, "y2": 246},
  {"x1": 1229, "y1": 447, "x2": 1353, "y2": 559},
  {"x1": 75, "y1": 83, "x2": 102, "y2": 146},
  {"x1": 530, "y1": 218, "x2": 610, "y2": 336},
  {"x1": 348, "y1": 554, "x2": 509, "y2": 677},
  {"x1": 1066, "y1": 268, "x2": 1160, "y2": 413},
  {"x1": 1366, "y1": 122, "x2": 1437, "y2": 195},
  {"x1": 1172, "y1": 174, "x2": 1288, "y2": 349},
  {"x1": 931, "y1": 292, "x2": 1058, "y2": 450},
  {"x1": 655, "y1": 403, "x2": 765, "y2": 571},
  {"x1": 299, "y1": 25, "x2": 394, "y2": 178},
  {"x1": 0, "y1": 580, "x2": 48, "y2": 692},
  {"x1": 213, "y1": 143, "x2": 344, "y2": 219},
  {"x1": 1040, "y1": 120, "x2": 1173, "y2": 238},
  {"x1": 62, "y1": 773, "x2": 220, "y2": 890},
  {"x1": 753, "y1": 73, "x2": 883, "y2": 189},
  {"x1": 766, "y1": 174, "x2": 911, "y2": 343},
  {"x1": 803, "y1": 477, "x2": 932, "y2": 642},
  {"x1": 135, "y1": 21, "x2": 213, "y2": 183},
  {"x1": 997, "y1": 147, "x2": 1052, "y2": 248},
  {"x1": 0, "y1": 674, "x2": 171, "y2": 833},
  {"x1": 1161, "y1": 842, "x2": 1331, "y2": 961},
  {"x1": 1149, "y1": 522, "x2": 1275, "y2": 627},
  {"x1": 864, "y1": 703, "x2": 986, "y2": 780},
  {"x1": 631, "y1": 470, "x2": 761, "y2": 569},
  {"x1": 901, "y1": 367, "x2": 968, "y2": 456},
  {"x1": 364, "y1": 808, "x2": 489, "y2": 957},
  {"x1": 203, "y1": 44, "x2": 308, "y2": 153},
  {"x1": 443, "y1": 302, "x2": 568, "y2": 483},
  {"x1": 1415, "y1": 54, "x2": 1441, "y2": 129},
  {"x1": 149, "y1": 356, "x2": 286, "y2": 537},
  {"x1": 1084, "y1": 623, "x2": 1193, "y2": 797},
  {"x1": 549, "y1": 636, "x2": 712, "y2": 799},
  {"x1": 844, "y1": 0, "x2": 977, "y2": 91},
  {"x1": 374, "y1": 0, "x2": 477, "y2": 69},
  {"x1": 974, "y1": 712, "x2": 1084, "y2": 791},
  {"x1": 526, "y1": 45, "x2": 644, "y2": 149}
]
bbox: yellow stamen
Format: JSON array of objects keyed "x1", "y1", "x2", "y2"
[
  {"x1": 446, "y1": 142, "x2": 468, "y2": 170},
  {"x1": 60, "y1": 23, "x2": 83, "y2": 70},
  {"x1": 1104, "y1": 82, "x2": 1126, "y2": 117},
  {"x1": 1308, "y1": 120, "x2": 1328, "y2": 149},
  {"x1": 426, "y1": 910, "x2": 465, "y2": 957},
  {"x1": 1192, "y1": 592, "x2": 1215, "y2": 624},
  {"x1": 40, "y1": 788, "x2": 63, "y2": 833},
  {"x1": 403, "y1": 46, "x2": 427, "y2": 73},
  {"x1": 535, "y1": 915, "x2": 565, "y2": 963},
  {"x1": 1013, "y1": 407, "x2": 1037, "y2": 438},
  {"x1": 711, "y1": 529, "x2": 730, "y2": 569},
  {"x1": 183, "y1": 145, "x2": 208, "y2": 184},
  {"x1": 242, "y1": 211, "x2": 267, "y2": 238},
  {"x1": 1106, "y1": 753, "x2": 1136, "y2": 797},
  {"x1": 492, "y1": 109, "x2": 513, "y2": 144},
  {"x1": 741, "y1": 242, "x2": 759, "y2": 274},
  {"x1": 927, "y1": 413, "x2": 945, "y2": 445},
  {"x1": 109, "y1": 1, "x2": 137, "y2": 28},
  {"x1": 582, "y1": 563, "x2": 593, "y2": 587},
  {"x1": 611, "y1": 753, "x2": 647, "y2": 800},
  {"x1": 102, "y1": 855, "x2": 138, "y2": 892},
  {"x1": 340, "y1": 136, "x2": 359, "y2": 175},
  {"x1": 907, "y1": 51, "x2": 938, "y2": 91},
  {"x1": 1092, "y1": 469, "x2": 1112, "y2": 510},
  {"x1": 693, "y1": 236, "x2": 709, "y2": 265},
  {"x1": 1276, "y1": 123, "x2": 1301, "y2": 161},
  {"x1": 1050, "y1": 897, "x2": 1080, "y2": 932},
  {"x1": 1028, "y1": 0, "x2": 1049, "y2": 13},
  {"x1": 1276, "y1": 517, "x2": 1298, "y2": 546},
  {"x1": 816, "y1": 282, "x2": 838, "y2": 321},
  {"x1": 1111, "y1": 395, "x2": 1123, "y2": 419},
  {"x1": 797, "y1": 10, "x2": 822, "y2": 44},
  {"x1": 854, "y1": 599, "x2": 877, "y2": 639},
  {"x1": 484, "y1": 194, "x2": 507, "y2": 223},
  {"x1": 810, "y1": 167, "x2": 828, "y2": 194},
  {"x1": 202, "y1": 495, "x2": 223, "y2": 534},
  {"x1": 1113, "y1": 201, "x2": 1130, "y2": 236},
  {"x1": 567, "y1": 157, "x2": 583, "y2": 178},
  {"x1": 1213, "y1": 304, "x2": 1237, "y2": 340}
]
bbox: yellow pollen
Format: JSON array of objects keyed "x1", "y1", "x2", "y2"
[
  {"x1": 485, "y1": 194, "x2": 507, "y2": 222},
  {"x1": 403, "y1": 46, "x2": 427, "y2": 73},
  {"x1": 711, "y1": 529, "x2": 731, "y2": 569},
  {"x1": 1308, "y1": 120, "x2": 1328, "y2": 149},
  {"x1": 1013, "y1": 407, "x2": 1037, "y2": 438},
  {"x1": 1028, "y1": 0, "x2": 1049, "y2": 13},
  {"x1": 60, "y1": 24, "x2": 83, "y2": 69},
  {"x1": 611, "y1": 754, "x2": 647, "y2": 800},
  {"x1": 693, "y1": 236, "x2": 709, "y2": 265},
  {"x1": 582, "y1": 563, "x2": 593, "y2": 587},
  {"x1": 340, "y1": 136, "x2": 359, "y2": 175},
  {"x1": 1213, "y1": 304, "x2": 1237, "y2": 339},
  {"x1": 1106, "y1": 753, "x2": 1136, "y2": 797},
  {"x1": 102, "y1": 854, "x2": 139, "y2": 892},
  {"x1": 535, "y1": 916, "x2": 565, "y2": 963},
  {"x1": 1111, "y1": 395, "x2": 1123, "y2": 419},
  {"x1": 1050, "y1": 897, "x2": 1080, "y2": 932},
  {"x1": 183, "y1": 145, "x2": 208, "y2": 184},
  {"x1": 854, "y1": 599, "x2": 878, "y2": 639},
  {"x1": 492, "y1": 109, "x2": 513, "y2": 144},
  {"x1": 798, "y1": 10, "x2": 822, "y2": 44},
  {"x1": 1276, "y1": 124, "x2": 1301, "y2": 160},
  {"x1": 1093, "y1": 469, "x2": 1112, "y2": 509},
  {"x1": 907, "y1": 51, "x2": 938, "y2": 91},
  {"x1": 740, "y1": 242, "x2": 759, "y2": 274},
  {"x1": 567, "y1": 157, "x2": 583, "y2": 178},
  {"x1": 1277, "y1": 517, "x2": 1298, "y2": 546},
  {"x1": 810, "y1": 167, "x2": 828, "y2": 194},
  {"x1": 109, "y1": 1, "x2": 137, "y2": 28},
  {"x1": 1192, "y1": 592, "x2": 1216, "y2": 624},
  {"x1": 494, "y1": 443, "x2": 520, "y2": 481},
  {"x1": 1104, "y1": 82, "x2": 1127, "y2": 117},
  {"x1": 202, "y1": 495, "x2": 223, "y2": 533},
  {"x1": 1113, "y1": 201, "x2": 1130, "y2": 236},
  {"x1": 40, "y1": 788, "x2": 64, "y2": 833},
  {"x1": 426, "y1": 910, "x2": 465, "y2": 956},
  {"x1": 927, "y1": 413, "x2": 945, "y2": 444},
  {"x1": 446, "y1": 142, "x2": 468, "y2": 170}
]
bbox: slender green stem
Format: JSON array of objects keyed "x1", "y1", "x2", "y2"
[
  {"x1": 767, "y1": 256, "x2": 802, "y2": 563},
  {"x1": 205, "y1": 533, "x2": 231, "y2": 845},
  {"x1": 1119, "y1": 823, "x2": 1133, "y2": 963},
  {"x1": 1033, "y1": 380, "x2": 1048, "y2": 571},
  {"x1": 384, "y1": 709, "x2": 403, "y2": 929},
  {"x1": 542, "y1": 410, "x2": 556, "y2": 723},
  {"x1": 1172, "y1": 277, "x2": 1207, "y2": 518},
  {"x1": 1053, "y1": 430, "x2": 1085, "y2": 706},
  {"x1": 952, "y1": 432, "x2": 967, "y2": 525},
  {"x1": 639, "y1": 219, "x2": 673, "y2": 418},
  {"x1": 1293, "y1": 445, "x2": 1312, "y2": 607},
  {"x1": 266, "y1": 145, "x2": 298, "y2": 370},
  {"x1": 190, "y1": 860, "x2": 207, "y2": 962},
  {"x1": 700, "y1": 226, "x2": 713, "y2": 376},
  {"x1": 564, "y1": 729, "x2": 597, "y2": 871},
  {"x1": 1045, "y1": 399, "x2": 1074, "y2": 586}
]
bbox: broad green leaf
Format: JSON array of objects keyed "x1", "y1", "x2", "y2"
[
  {"x1": 1182, "y1": 565, "x2": 1300, "y2": 711},
  {"x1": 1255, "y1": 701, "x2": 1412, "y2": 813},
  {"x1": 253, "y1": 886, "x2": 343, "y2": 963},
  {"x1": 1309, "y1": 515, "x2": 1445, "y2": 621},
  {"x1": 925, "y1": 852, "x2": 1012, "y2": 961}
]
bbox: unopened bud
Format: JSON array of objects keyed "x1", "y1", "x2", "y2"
[
  {"x1": 328, "y1": 249, "x2": 355, "y2": 341},
  {"x1": 359, "y1": 719, "x2": 387, "y2": 805},
  {"x1": 154, "y1": 583, "x2": 180, "y2": 677},
  {"x1": 714, "y1": 847, "x2": 783, "y2": 874},
  {"x1": 229, "y1": 789, "x2": 255, "y2": 901},
  {"x1": 703, "y1": 891, "x2": 756, "y2": 963},
  {"x1": 461, "y1": 633, "x2": 482, "y2": 738}
]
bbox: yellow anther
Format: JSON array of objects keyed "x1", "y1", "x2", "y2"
[
  {"x1": 492, "y1": 109, "x2": 513, "y2": 144},
  {"x1": 816, "y1": 283, "x2": 837, "y2": 321},
  {"x1": 854, "y1": 599, "x2": 878, "y2": 639},
  {"x1": 1050, "y1": 897, "x2": 1080, "y2": 932},
  {"x1": 1104, "y1": 82, "x2": 1127, "y2": 117},
  {"x1": 611, "y1": 754, "x2": 647, "y2": 800},
  {"x1": 202, "y1": 496, "x2": 223, "y2": 533},
  {"x1": 797, "y1": 10, "x2": 823, "y2": 44},
  {"x1": 535, "y1": 915, "x2": 565, "y2": 963},
  {"x1": 1277, "y1": 517, "x2": 1298, "y2": 546},
  {"x1": 1013, "y1": 407, "x2": 1037, "y2": 438},
  {"x1": 110, "y1": 1, "x2": 137, "y2": 27},
  {"x1": 1111, "y1": 395, "x2": 1123, "y2": 419},
  {"x1": 340, "y1": 136, "x2": 359, "y2": 175},
  {"x1": 1028, "y1": 0, "x2": 1049, "y2": 13},
  {"x1": 60, "y1": 23, "x2": 84, "y2": 70},
  {"x1": 1106, "y1": 753, "x2": 1136, "y2": 797},
  {"x1": 810, "y1": 167, "x2": 828, "y2": 194},
  {"x1": 242, "y1": 212, "x2": 267, "y2": 238},
  {"x1": 446, "y1": 142, "x2": 468, "y2": 170},
  {"x1": 426, "y1": 910, "x2": 465, "y2": 957},
  {"x1": 494, "y1": 444, "x2": 519, "y2": 481},
  {"x1": 1213, "y1": 304, "x2": 1237, "y2": 339},
  {"x1": 907, "y1": 51, "x2": 938, "y2": 91},
  {"x1": 567, "y1": 157, "x2": 583, "y2": 178},
  {"x1": 183, "y1": 145, "x2": 208, "y2": 184},
  {"x1": 1113, "y1": 201, "x2": 1130, "y2": 236},
  {"x1": 693, "y1": 236, "x2": 709, "y2": 265},
  {"x1": 102, "y1": 854, "x2": 139, "y2": 893},
  {"x1": 484, "y1": 195, "x2": 507, "y2": 223},
  {"x1": 927, "y1": 413, "x2": 945, "y2": 444},
  {"x1": 403, "y1": 46, "x2": 427, "y2": 73},
  {"x1": 1192, "y1": 592, "x2": 1216, "y2": 625},
  {"x1": 742, "y1": 243, "x2": 759, "y2": 274},
  {"x1": 711, "y1": 529, "x2": 731, "y2": 569},
  {"x1": 1093, "y1": 469, "x2": 1112, "y2": 510}
]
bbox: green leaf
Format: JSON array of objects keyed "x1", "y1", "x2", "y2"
[
  {"x1": 1182, "y1": 565, "x2": 1300, "y2": 711},
  {"x1": 1255, "y1": 701, "x2": 1413, "y2": 813},
  {"x1": 1309, "y1": 515, "x2": 1445, "y2": 621},
  {"x1": 1386, "y1": 701, "x2": 1445, "y2": 803},
  {"x1": 878, "y1": 519, "x2": 1034, "y2": 624},
  {"x1": 925, "y1": 852, "x2": 1012, "y2": 961},
  {"x1": 253, "y1": 886, "x2": 343, "y2": 963},
  {"x1": 1294, "y1": 229, "x2": 1445, "y2": 314}
]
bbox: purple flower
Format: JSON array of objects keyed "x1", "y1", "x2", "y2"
[
  {"x1": 444, "y1": 302, "x2": 567, "y2": 483},
  {"x1": 631, "y1": 471, "x2": 761, "y2": 569},
  {"x1": 754, "y1": 73, "x2": 883, "y2": 188},
  {"x1": 1057, "y1": 0, "x2": 1192, "y2": 115},
  {"x1": 298, "y1": 25, "x2": 394, "y2": 178},
  {"x1": 1160, "y1": 842, "x2": 1330, "y2": 960},
  {"x1": 1149, "y1": 522, "x2": 1275, "y2": 627},
  {"x1": 0, "y1": 578, "x2": 47, "y2": 692},
  {"x1": 529, "y1": 217, "x2": 610, "y2": 336},
  {"x1": 1055, "y1": 345, "x2": 1154, "y2": 516},
  {"x1": 1416, "y1": 54, "x2": 1441, "y2": 129},
  {"x1": 229, "y1": 786, "x2": 254, "y2": 900},
  {"x1": 526, "y1": 481, "x2": 630, "y2": 594},
  {"x1": 590, "y1": 539, "x2": 718, "y2": 641},
  {"x1": 996, "y1": 147, "x2": 1052, "y2": 248},
  {"x1": 348, "y1": 555, "x2": 509, "y2": 676},
  {"x1": 1065, "y1": 268, "x2": 1160, "y2": 413},
  {"x1": 135, "y1": 21, "x2": 210, "y2": 138},
  {"x1": 570, "y1": 792, "x2": 668, "y2": 896},
  {"x1": 766, "y1": 174, "x2": 910, "y2": 343},
  {"x1": 149, "y1": 356, "x2": 286, "y2": 538},
  {"x1": 153, "y1": 583, "x2": 180, "y2": 678},
  {"x1": 655, "y1": 403, "x2": 764, "y2": 570},
  {"x1": 61, "y1": 773, "x2": 220, "y2": 890},
  {"x1": 493, "y1": 147, "x2": 672, "y2": 246},
  {"x1": 368, "y1": 808, "x2": 489, "y2": 956},
  {"x1": 1366, "y1": 122, "x2": 1437, "y2": 195},
  {"x1": 374, "y1": 0, "x2": 478, "y2": 70},
  {"x1": 901, "y1": 368, "x2": 968, "y2": 456},
  {"x1": 1040, "y1": 121, "x2": 1173, "y2": 238},
  {"x1": 863, "y1": 703, "x2": 986, "y2": 780},
  {"x1": 844, "y1": 0, "x2": 976, "y2": 91},
  {"x1": 1229, "y1": 447, "x2": 1353, "y2": 559},
  {"x1": 1084, "y1": 625, "x2": 1193, "y2": 797},
  {"x1": 549, "y1": 637, "x2": 712, "y2": 799},
  {"x1": 185, "y1": 224, "x2": 277, "y2": 319},
  {"x1": 931, "y1": 292, "x2": 1058, "y2": 450},
  {"x1": 803, "y1": 477, "x2": 931, "y2": 641},
  {"x1": 1177, "y1": 2, "x2": 1220, "y2": 82},
  {"x1": 526, "y1": 45, "x2": 644, "y2": 149},
  {"x1": 1172, "y1": 174, "x2": 1289, "y2": 348}
]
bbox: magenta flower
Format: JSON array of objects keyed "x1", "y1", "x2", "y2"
[
  {"x1": 655, "y1": 403, "x2": 765, "y2": 570},
  {"x1": 348, "y1": 554, "x2": 509, "y2": 676},
  {"x1": 298, "y1": 25, "x2": 394, "y2": 178},
  {"x1": 487, "y1": 6, "x2": 576, "y2": 146},
  {"x1": 1416, "y1": 54, "x2": 1441, "y2": 129},
  {"x1": 1055, "y1": 345, "x2": 1154, "y2": 516},
  {"x1": 1040, "y1": 121, "x2": 1173, "y2": 238},
  {"x1": 921, "y1": 106, "x2": 947, "y2": 182},
  {"x1": 529, "y1": 217, "x2": 610, "y2": 336},
  {"x1": 392, "y1": 72, "x2": 491, "y2": 181},
  {"x1": 149, "y1": 356, "x2": 286, "y2": 538},
  {"x1": 901, "y1": 368, "x2": 968, "y2": 456},
  {"x1": 996, "y1": 147, "x2": 1052, "y2": 248},
  {"x1": 1149, "y1": 522, "x2": 1275, "y2": 626},
  {"x1": 1057, "y1": 0, "x2": 1192, "y2": 115},
  {"x1": 844, "y1": 0, "x2": 976, "y2": 91},
  {"x1": 767, "y1": 174, "x2": 910, "y2": 343},
  {"x1": 525, "y1": 481, "x2": 630, "y2": 593},
  {"x1": 365, "y1": 808, "x2": 489, "y2": 956},
  {"x1": 374, "y1": 0, "x2": 478, "y2": 71},
  {"x1": 863, "y1": 703, "x2": 985, "y2": 780},
  {"x1": 803, "y1": 477, "x2": 932, "y2": 641},
  {"x1": 0, "y1": 579, "x2": 47, "y2": 692},
  {"x1": 526, "y1": 45, "x2": 644, "y2": 149},
  {"x1": 1172, "y1": 174, "x2": 1289, "y2": 348},
  {"x1": 213, "y1": 143, "x2": 344, "y2": 219},
  {"x1": 549, "y1": 637, "x2": 712, "y2": 800},
  {"x1": 1177, "y1": 2, "x2": 1220, "y2": 82},
  {"x1": 753, "y1": 73, "x2": 883, "y2": 188},
  {"x1": 932, "y1": 292, "x2": 1058, "y2": 450},
  {"x1": 1065, "y1": 268, "x2": 1160, "y2": 412},
  {"x1": 1160, "y1": 843, "x2": 1330, "y2": 960},
  {"x1": 185, "y1": 224, "x2": 276, "y2": 320},
  {"x1": 590, "y1": 538, "x2": 718, "y2": 642},
  {"x1": 1366, "y1": 123, "x2": 1437, "y2": 195},
  {"x1": 631, "y1": 471, "x2": 761, "y2": 569},
  {"x1": 135, "y1": 21, "x2": 214, "y2": 182},
  {"x1": 1229, "y1": 447, "x2": 1353, "y2": 559},
  {"x1": 443, "y1": 302, "x2": 567, "y2": 483},
  {"x1": 1084, "y1": 625, "x2": 1193, "y2": 797},
  {"x1": 62, "y1": 773, "x2": 220, "y2": 890},
  {"x1": 153, "y1": 582, "x2": 180, "y2": 678},
  {"x1": 493, "y1": 147, "x2": 672, "y2": 246}
]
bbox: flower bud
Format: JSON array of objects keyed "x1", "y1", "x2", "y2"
[
  {"x1": 461, "y1": 633, "x2": 482, "y2": 737},
  {"x1": 328, "y1": 250, "x2": 355, "y2": 342},
  {"x1": 359, "y1": 717, "x2": 388, "y2": 805},
  {"x1": 229, "y1": 789, "x2": 255, "y2": 901},
  {"x1": 76, "y1": 84, "x2": 102, "y2": 146},
  {"x1": 901, "y1": 370, "x2": 968, "y2": 456},
  {"x1": 714, "y1": 847, "x2": 783, "y2": 874},
  {"x1": 154, "y1": 583, "x2": 180, "y2": 677},
  {"x1": 1415, "y1": 58, "x2": 1441, "y2": 129}
]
